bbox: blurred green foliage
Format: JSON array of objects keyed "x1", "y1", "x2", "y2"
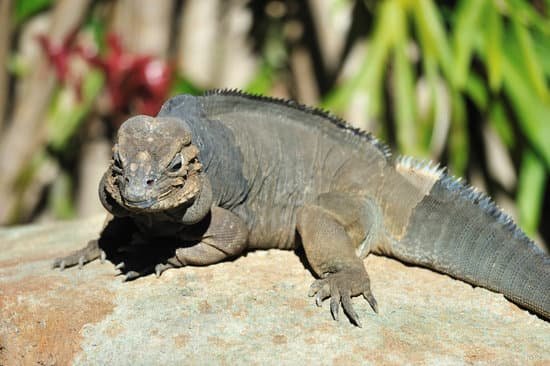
[
  {"x1": 7, "y1": 0, "x2": 549, "y2": 238},
  {"x1": 320, "y1": 0, "x2": 549, "y2": 236},
  {"x1": 14, "y1": 0, "x2": 53, "y2": 24}
]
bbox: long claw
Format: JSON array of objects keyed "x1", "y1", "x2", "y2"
[
  {"x1": 363, "y1": 291, "x2": 378, "y2": 313},
  {"x1": 341, "y1": 294, "x2": 361, "y2": 327},
  {"x1": 329, "y1": 281, "x2": 341, "y2": 321},
  {"x1": 52, "y1": 259, "x2": 62, "y2": 270},
  {"x1": 115, "y1": 262, "x2": 125, "y2": 270},
  {"x1": 330, "y1": 296, "x2": 340, "y2": 321},
  {"x1": 59, "y1": 261, "x2": 66, "y2": 271},
  {"x1": 315, "y1": 293, "x2": 323, "y2": 307},
  {"x1": 155, "y1": 263, "x2": 176, "y2": 277},
  {"x1": 78, "y1": 256, "x2": 84, "y2": 269},
  {"x1": 100, "y1": 250, "x2": 106, "y2": 263},
  {"x1": 123, "y1": 271, "x2": 140, "y2": 282},
  {"x1": 308, "y1": 280, "x2": 324, "y2": 297},
  {"x1": 313, "y1": 284, "x2": 330, "y2": 306}
]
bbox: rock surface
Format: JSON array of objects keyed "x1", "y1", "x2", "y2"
[{"x1": 0, "y1": 216, "x2": 549, "y2": 365}]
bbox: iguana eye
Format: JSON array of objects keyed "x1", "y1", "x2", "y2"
[{"x1": 168, "y1": 154, "x2": 183, "y2": 173}]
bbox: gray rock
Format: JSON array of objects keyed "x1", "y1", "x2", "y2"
[{"x1": 1, "y1": 216, "x2": 549, "y2": 365}]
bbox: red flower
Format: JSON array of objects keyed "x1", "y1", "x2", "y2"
[
  {"x1": 36, "y1": 29, "x2": 79, "y2": 83},
  {"x1": 78, "y1": 33, "x2": 172, "y2": 116},
  {"x1": 39, "y1": 31, "x2": 173, "y2": 116}
]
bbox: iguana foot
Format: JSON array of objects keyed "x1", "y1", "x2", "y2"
[
  {"x1": 121, "y1": 268, "x2": 153, "y2": 282},
  {"x1": 113, "y1": 260, "x2": 154, "y2": 281},
  {"x1": 114, "y1": 261, "x2": 176, "y2": 279},
  {"x1": 113, "y1": 258, "x2": 155, "y2": 281},
  {"x1": 113, "y1": 251, "x2": 182, "y2": 280},
  {"x1": 308, "y1": 268, "x2": 378, "y2": 327},
  {"x1": 155, "y1": 263, "x2": 176, "y2": 277},
  {"x1": 53, "y1": 239, "x2": 106, "y2": 270}
]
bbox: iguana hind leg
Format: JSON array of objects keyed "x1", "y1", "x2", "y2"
[{"x1": 296, "y1": 192, "x2": 379, "y2": 327}]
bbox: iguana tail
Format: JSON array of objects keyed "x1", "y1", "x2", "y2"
[{"x1": 382, "y1": 157, "x2": 550, "y2": 319}]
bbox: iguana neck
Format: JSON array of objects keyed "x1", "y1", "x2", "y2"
[
  {"x1": 174, "y1": 173, "x2": 213, "y2": 225},
  {"x1": 157, "y1": 95, "x2": 249, "y2": 209}
]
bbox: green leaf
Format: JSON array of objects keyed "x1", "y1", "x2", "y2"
[
  {"x1": 14, "y1": 0, "x2": 53, "y2": 24},
  {"x1": 170, "y1": 75, "x2": 202, "y2": 96},
  {"x1": 85, "y1": 11, "x2": 108, "y2": 52},
  {"x1": 503, "y1": 0, "x2": 550, "y2": 35},
  {"x1": 422, "y1": 56, "x2": 438, "y2": 151},
  {"x1": 517, "y1": 149, "x2": 547, "y2": 236},
  {"x1": 7, "y1": 53, "x2": 28, "y2": 77},
  {"x1": 48, "y1": 171, "x2": 75, "y2": 220},
  {"x1": 532, "y1": 31, "x2": 550, "y2": 76},
  {"x1": 393, "y1": 39, "x2": 419, "y2": 156},
  {"x1": 448, "y1": 90, "x2": 468, "y2": 176},
  {"x1": 512, "y1": 20, "x2": 550, "y2": 102},
  {"x1": 502, "y1": 55, "x2": 550, "y2": 169},
  {"x1": 323, "y1": 0, "x2": 399, "y2": 116},
  {"x1": 452, "y1": 0, "x2": 485, "y2": 89},
  {"x1": 464, "y1": 73, "x2": 488, "y2": 109},
  {"x1": 488, "y1": 102, "x2": 515, "y2": 148},
  {"x1": 485, "y1": 3, "x2": 503, "y2": 91},
  {"x1": 412, "y1": 0, "x2": 453, "y2": 83},
  {"x1": 46, "y1": 69, "x2": 104, "y2": 151},
  {"x1": 245, "y1": 62, "x2": 276, "y2": 96}
]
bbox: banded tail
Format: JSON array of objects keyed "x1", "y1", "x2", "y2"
[{"x1": 385, "y1": 157, "x2": 550, "y2": 319}]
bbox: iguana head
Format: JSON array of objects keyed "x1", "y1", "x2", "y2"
[{"x1": 104, "y1": 115, "x2": 203, "y2": 212}]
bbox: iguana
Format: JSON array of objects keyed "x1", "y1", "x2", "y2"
[{"x1": 53, "y1": 89, "x2": 550, "y2": 326}]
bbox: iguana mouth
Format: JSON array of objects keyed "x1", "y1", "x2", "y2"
[
  {"x1": 123, "y1": 189, "x2": 172, "y2": 209},
  {"x1": 123, "y1": 197, "x2": 159, "y2": 209},
  {"x1": 114, "y1": 173, "x2": 201, "y2": 212}
]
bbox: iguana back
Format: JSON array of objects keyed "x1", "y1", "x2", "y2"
[{"x1": 174, "y1": 90, "x2": 549, "y2": 319}]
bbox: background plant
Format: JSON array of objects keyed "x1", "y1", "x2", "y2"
[{"x1": 0, "y1": 0, "x2": 548, "y2": 250}]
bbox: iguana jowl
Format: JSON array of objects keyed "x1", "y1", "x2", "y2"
[{"x1": 54, "y1": 90, "x2": 550, "y2": 326}]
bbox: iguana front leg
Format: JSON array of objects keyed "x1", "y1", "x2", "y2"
[
  {"x1": 150, "y1": 206, "x2": 249, "y2": 278},
  {"x1": 52, "y1": 214, "x2": 115, "y2": 270},
  {"x1": 296, "y1": 192, "x2": 378, "y2": 327}
]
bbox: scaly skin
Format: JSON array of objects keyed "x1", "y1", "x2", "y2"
[{"x1": 54, "y1": 90, "x2": 550, "y2": 325}]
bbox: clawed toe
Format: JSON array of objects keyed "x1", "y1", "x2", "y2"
[
  {"x1": 123, "y1": 271, "x2": 141, "y2": 282},
  {"x1": 363, "y1": 291, "x2": 378, "y2": 314},
  {"x1": 51, "y1": 240, "x2": 102, "y2": 270},
  {"x1": 341, "y1": 293, "x2": 361, "y2": 327},
  {"x1": 309, "y1": 279, "x2": 330, "y2": 306},
  {"x1": 52, "y1": 258, "x2": 66, "y2": 270},
  {"x1": 155, "y1": 263, "x2": 175, "y2": 277},
  {"x1": 308, "y1": 268, "x2": 377, "y2": 326},
  {"x1": 116, "y1": 262, "x2": 155, "y2": 281}
]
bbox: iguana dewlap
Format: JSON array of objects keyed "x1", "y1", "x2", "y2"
[{"x1": 54, "y1": 90, "x2": 550, "y2": 326}]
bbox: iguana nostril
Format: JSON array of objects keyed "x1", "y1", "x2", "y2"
[{"x1": 146, "y1": 179, "x2": 154, "y2": 186}]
